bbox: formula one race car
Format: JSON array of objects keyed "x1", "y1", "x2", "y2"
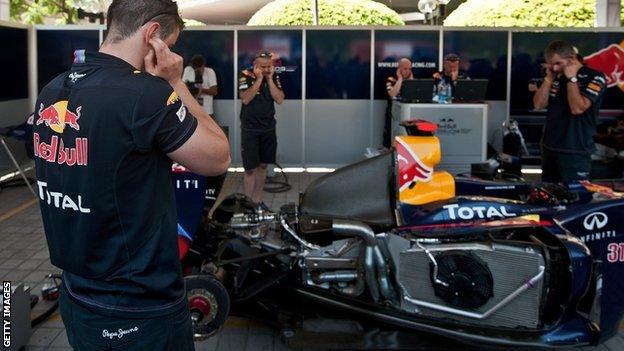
[{"x1": 173, "y1": 120, "x2": 624, "y2": 348}]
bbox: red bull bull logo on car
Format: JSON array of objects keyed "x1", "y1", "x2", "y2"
[
  {"x1": 395, "y1": 137, "x2": 433, "y2": 192},
  {"x1": 34, "y1": 100, "x2": 88, "y2": 167}
]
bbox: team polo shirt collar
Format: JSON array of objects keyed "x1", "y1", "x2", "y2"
[{"x1": 81, "y1": 51, "x2": 138, "y2": 70}]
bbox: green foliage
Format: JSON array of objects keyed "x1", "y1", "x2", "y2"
[
  {"x1": 248, "y1": 0, "x2": 404, "y2": 26},
  {"x1": 10, "y1": 0, "x2": 108, "y2": 25},
  {"x1": 444, "y1": 0, "x2": 624, "y2": 27}
]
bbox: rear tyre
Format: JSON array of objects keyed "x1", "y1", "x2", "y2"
[{"x1": 185, "y1": 274, "x2": 230, "y2": 340}]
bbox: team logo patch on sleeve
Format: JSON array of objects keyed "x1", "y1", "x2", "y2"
[
  {"x1": 239, "y1": 79, "x2": 250, "y2": 90},
  {"x1": 586, "y1": 82, "x2": 603, "y2": 94},
  {"x1": 176, "y1": 106, "x2": 187, "y2": 122},
  {"x1": 167, "y1": 92, "x2": 180, "y2": 106}
]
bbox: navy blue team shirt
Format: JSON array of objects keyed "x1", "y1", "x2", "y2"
[
  {"x1": 542, "y1": 66, "x2": 607, "y2": 155},
  {"x1": 33, "y1": 51, "x2": 197, "y2": 318}
]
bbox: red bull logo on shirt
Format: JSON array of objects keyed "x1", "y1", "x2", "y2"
[
  {"x1": 33, "y1": 133, "x2": 88, "y2": 167},
  {"x1": 36, "y1": 101, "x2": 82, "y2": 134},
  {"x1": 34, "y1": 100, "x2": 88, "y2": 167}
]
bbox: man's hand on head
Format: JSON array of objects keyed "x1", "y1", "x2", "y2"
[
  {"x1": 145, "y1": 38, "x2": 183, "y2": 85},
  {"x1": 268, "y1": 63, "x2": 275, "y2": 79},
  {"x1": 451, "y1": 70, "x2": 458, "y2": 81},
  {"x1": 564, "y1": 58, "x2": 583, "y2": 79},
  {"x1": 543, "y1": 63, "x2": 555, "y2": 82},
  {"x1": 253, "y1": 64, "x2": 264, "y2": 80},
  {"x1": 396, "y1": 68, "x2": 403, "y2": 81}
]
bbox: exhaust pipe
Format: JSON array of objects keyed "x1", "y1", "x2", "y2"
[
  {"x1": 313, "y1": 270, "x2": 358, "y2": 283},
  {"x1": 332, "y1": 219, "x2": 396, "y2": 303}
]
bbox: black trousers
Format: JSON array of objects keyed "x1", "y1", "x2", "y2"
[
  {"x1": 383, "y1": 100, "x2": 392, "y2": 148},
  {"x1": 541, "y1": 147, "x2": 592, "y2": 183},
  {"x1": 59, "y1": 285, "x2": 195, "y2": 351}
]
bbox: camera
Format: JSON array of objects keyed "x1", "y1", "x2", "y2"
[{"x1": 186, "y1": 69, "x2": 204, "y2": 104}]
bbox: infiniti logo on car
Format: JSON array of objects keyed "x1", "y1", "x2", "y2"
[{"x1": 583, "y1": 212, "x2": 608, "y2": 231}]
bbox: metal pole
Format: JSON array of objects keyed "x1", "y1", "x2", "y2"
[
  {"x1": 596, "y1": 0, "x2": 622, "y2": 27},
  {"x1": 311, "y1": 0, "x2": 319, "y2": 25},
  {"x1": 0, "y1": 0, "x2": 9, "y2": 21}
]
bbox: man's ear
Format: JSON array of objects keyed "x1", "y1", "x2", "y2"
[{"x1": 144, "y1": 22, "x2": 161, "y2": 44}]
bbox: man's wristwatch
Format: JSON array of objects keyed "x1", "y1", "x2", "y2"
[{"x1": 568, "y1": 76, "x2": 578, "y2": 84}]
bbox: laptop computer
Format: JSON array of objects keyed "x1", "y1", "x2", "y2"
[
  {"x1": 399, "y1": 79, "x2": 434, "y2": 103},
  {"x1": 454, "y1": 79, "x2": 488, "y2": 102}
]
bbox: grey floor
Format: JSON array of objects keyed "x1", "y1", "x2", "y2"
[{"x1": 1, "y1": 171, "x2": 623, "y2": 350}]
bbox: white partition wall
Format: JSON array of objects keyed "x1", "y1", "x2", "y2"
[
  {"x1": 305, "y1": 100, "x2": 372, "y2": 166},
  {"x1": 22, "y1": 25, "x2": 624, "y2": 171}
]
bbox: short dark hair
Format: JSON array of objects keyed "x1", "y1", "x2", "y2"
[
  {"x1": 190, "y1": 54, "x2": 205, "y2": 69},
  {"x1": 544, "y1": 41, "x2": 576, "y2": 60},
  {"x1": 105, "y1": 0, "x2": 184, "y2": 44}
]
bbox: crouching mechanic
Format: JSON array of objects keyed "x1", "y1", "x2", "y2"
[
  {"x1": 239, "y1": 51, "x2": 285, "y2": 206},
  {"x1": 32, "y1": 0, "x2": 230, "y2": 350}
]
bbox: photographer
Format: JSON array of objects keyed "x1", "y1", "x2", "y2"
[
  {"x1": 183, "y1": 54, "x2": 218, "y2": 116},
  {"x1": 533, "y1": 41, "x2": 607, "y2": 182}
]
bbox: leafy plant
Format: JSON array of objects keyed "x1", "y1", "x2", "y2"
[
  {"x1": 10, "y1": 0, "x2": 110, "y2": 24},
  {"x1": 248, "y1": 0, "x2": 404, "y2": 26},
  {"x1": 444, "y1": 0, "x2": 624, "y2": 27}
]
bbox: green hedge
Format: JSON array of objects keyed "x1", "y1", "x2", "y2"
[
  {"x1": 445, "y1": 0, "x2": 624, "y2": 27},
  {"x1": 248, "y1": 0, "x2": 404, "y2": 26}
]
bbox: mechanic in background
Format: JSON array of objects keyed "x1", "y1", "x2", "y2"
[
  {"x1": 384, "y1": 57, "x2": 414, "y2": 148},
  {"x1": 533, "y1": 41, "x2": 607, "y2": 182},
  {"x1": 239, "y1": 51, "x2": 285, "y2": 207}
]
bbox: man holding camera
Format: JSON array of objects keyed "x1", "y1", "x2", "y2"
[
  {"x1": 182, "y1": 54, "x2": 218, "y2": 116},
  {"x1": 533, "y1": 41, "x2": 607, "y2": 182},
  {"x1": 239, "y1": 51, "x2": 285, "y2": 205}
]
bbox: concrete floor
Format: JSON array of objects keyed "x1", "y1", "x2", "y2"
[{"x1": 1, "y1": 171, "x2": 623, "y2": 350}]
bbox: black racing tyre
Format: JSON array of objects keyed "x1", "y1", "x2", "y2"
[{"x1": 185, "y1": 274, "x2": 230, "y2": 340}]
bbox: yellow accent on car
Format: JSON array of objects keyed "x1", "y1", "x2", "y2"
[
  {"x1": 396, "y1": 135, "x2": 455, "y2": 205},
  {"x1": 520, "y1": 214, "x2": 540, "y2": 223}
]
